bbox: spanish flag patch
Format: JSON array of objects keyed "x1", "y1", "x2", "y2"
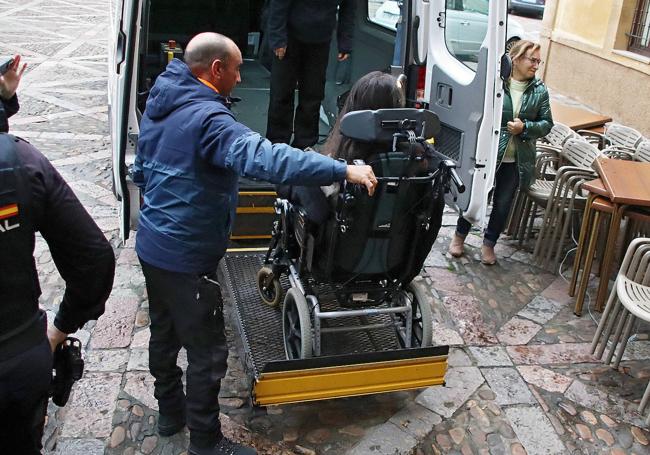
[{"x1": 0, "y1": 203, "x2": 19, "y2": 220}]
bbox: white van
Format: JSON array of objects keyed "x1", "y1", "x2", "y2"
[{"x1": 108, "y1": 0, "x2": 512, "y2": 243}]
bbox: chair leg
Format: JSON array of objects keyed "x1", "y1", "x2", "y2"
[
  {"x1": 595, "y1": 299, "x2": 622, "y2": 359},
  {"x1": 516, "y1": 195, "x2": 532, "y2": 245},
  {"x1": 506, "y1": 190, "x2": 523, "y2": 237},
  {"x1": 612, "y1": 313, "x2": 635, "y2": 369},
  {"x1": 590, "y1": 286, "x2": 619, "y2": 353},
  {"x1": 596, "y1": 205, "x2": 626, "y2": 311},
  {"x1": 575, "y1": 210, "x2": 602, "y2": 316},
  {"x1": 640, "y1": 379, "x2": 650, "y2": 414},
  {"x1": 570, "y1": 195, "x2": 596, "y2": 296},
  {"x1": 525, "y1": 201, "x2": 538, "y2": 242},
  {"x1": 604, "y1": 308, "x2": 630, "y2": 365}
]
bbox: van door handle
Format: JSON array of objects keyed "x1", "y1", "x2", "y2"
[
  {"x1": 115, "y1": 29, "x2": 126, "y2": 73},
  {"x1": 460, "y1": 21, "x2": 470, "y2": 26},
  {"x1": 436, "y1": 83, "x2": 453, "y2": 108}
]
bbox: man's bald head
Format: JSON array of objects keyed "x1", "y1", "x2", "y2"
[{"x1": 185, "y1": 32, "x2": 237, "y2": 76}]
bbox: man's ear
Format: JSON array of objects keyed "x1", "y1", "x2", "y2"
[{"x1": 211, "y1": 59, "x2": 223, "y2": 79}]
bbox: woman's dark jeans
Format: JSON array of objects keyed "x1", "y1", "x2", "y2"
[{"x1": 456, "y1": 162, "x2": 520, "y2": 247}]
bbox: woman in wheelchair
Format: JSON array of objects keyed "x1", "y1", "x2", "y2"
[
  {"x1": 277, "y1": 70, "x2": 411, "y2": 224},
  {"x1": 261, "y1": 71, "x2": 455, "y2": 359}
]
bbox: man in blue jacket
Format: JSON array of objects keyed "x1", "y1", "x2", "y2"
[
  {"x1": 134, "y1": 32, "x2": 376, "y2": 455},
  {"x1": 265, "y1": 0, "x2": 354, "y2": 149}
]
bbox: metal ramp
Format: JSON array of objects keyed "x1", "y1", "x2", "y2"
[{"x1": 221, "y1": 252, "x2": 449, "y2": 406}]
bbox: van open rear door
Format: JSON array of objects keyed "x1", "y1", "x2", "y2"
[
  {"x1": 108, "y1": 0, "x2": 141, "y2": 243},
  {"x1": 411, "y1": 0, "x2": 507, "y2": 225}
]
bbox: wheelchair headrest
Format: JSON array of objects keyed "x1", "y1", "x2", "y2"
[{"x1": 339, "y1": 108, "x2": 440, "y2": 143}]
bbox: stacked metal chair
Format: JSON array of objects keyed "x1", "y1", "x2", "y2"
[
  {"x1": 529, "y1": 139, "x2": 602, "y2": 272},
  {"x1": 590, "y1": 238, "x2": 650, "y2": 424}
]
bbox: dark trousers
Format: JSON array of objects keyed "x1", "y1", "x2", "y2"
[
  {"x1": 0, "y1": 338, "x2": 52, "y2": 454},
  {"x1": 140, "y1": 259, "x2": 228, "y2": 448},
  {"x1": 456, "y1": 162, "x2": 520, "y2": 246},
  {"x1": 266, "y1": 36, "x2": 331, "y2": 149}
]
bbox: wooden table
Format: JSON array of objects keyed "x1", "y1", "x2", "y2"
[
  {"x1": 550, "y1": 100, "x2": 612, "y2": 131},
  {"x1": 586, "y1": 158, "x2": 650, "y2": 310}
]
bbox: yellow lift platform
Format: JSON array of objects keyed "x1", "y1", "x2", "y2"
[{"x1": 221, "y1": 251, "x2": 449, "y2": 407}]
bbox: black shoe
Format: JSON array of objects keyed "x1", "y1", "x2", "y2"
[
  {"x1": 189, "y1": 437, "x2": 257, "y2": 455},
  {"x1": 157, "y1": 412, "x2": 186, "y2": 436}
]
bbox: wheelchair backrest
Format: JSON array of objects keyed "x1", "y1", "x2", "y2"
[{"x1": 315, "y1": 149, "x2": 444, "y2": 283}]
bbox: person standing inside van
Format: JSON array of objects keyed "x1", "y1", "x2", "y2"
[
  {"x1": 265, "y1": 0, "x2": 354, "y2": 149},
  {"x1": 448, "y1": 40, "x2": 553, "y2": 264},
  {"x1": 133, "y1": 32, "x2": 376, "y2": 455}
]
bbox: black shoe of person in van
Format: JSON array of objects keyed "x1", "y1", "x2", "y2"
[
  {"x1": 157, "y1": 411, "x2": 186, "y2": 436},
  {"x1": 189, "y1": 437, "x2": 257, "y2": 455}
]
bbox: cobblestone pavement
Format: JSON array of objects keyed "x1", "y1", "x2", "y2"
[{"x1": 2, "y1": 1, "x2": 650, "y2": 454}]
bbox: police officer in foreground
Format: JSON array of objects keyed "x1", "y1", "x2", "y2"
[{"x1": 0, "y1": 55, "x2": 116, "y2": 453}]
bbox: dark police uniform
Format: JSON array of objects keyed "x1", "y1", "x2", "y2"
[{"x1": 0, "y1": 133, "x2": 115, "y2": 453}]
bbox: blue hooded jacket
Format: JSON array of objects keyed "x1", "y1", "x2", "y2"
[{"x1": 134, "y1": 59, "x2": 347, "y2": 274}]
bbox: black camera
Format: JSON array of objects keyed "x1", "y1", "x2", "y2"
[{"x1": 0, "y1": 57, "x2": 14, "y2": 76}]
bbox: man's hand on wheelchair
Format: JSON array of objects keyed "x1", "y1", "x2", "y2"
[{"x1": 345, "y1": 165, "x2": 377, "y2": 196}]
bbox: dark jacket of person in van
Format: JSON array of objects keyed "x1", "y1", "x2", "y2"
[
  {"x1": 267, "y1": 0, "x2": 354, "y2": 53},
  {"x1": 133, "y1": 59, "x2": 348, "y2": 274},
  {"x1": 0, "y1": 94, "x2": 19, "y2": 133}
]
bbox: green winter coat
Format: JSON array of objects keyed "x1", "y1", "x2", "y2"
[{"x1": 498, "y1": 77, "x2": 554, "y2": 189}]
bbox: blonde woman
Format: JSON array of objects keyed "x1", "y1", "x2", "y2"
[{"x1": 449, "y1": 40, "x2": 553, "y2": 264}]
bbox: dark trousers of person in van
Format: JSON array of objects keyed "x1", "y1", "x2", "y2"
[
  {"x1": 0, "y1": 337, "x2": 52, "y2": 454},
  {"x1": 455, "y1": 162, "x2": 520, "y2": 245},
  {"x1": 266, "y1": 35, "x2": 331, "y2": 150},
  {"x1": 140, "y1": 259, "x2": 228, "y2": 448}
]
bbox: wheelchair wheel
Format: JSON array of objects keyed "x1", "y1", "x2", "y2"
[
  {"x1": 282, "y1": 288, "x2": 313, "y2": 359},
  {"x1": 394, "y1": 281, "x2": 433, "y2": 348},
  {"x1": 256, "y1": 266, "x2": 282, "y2": 307}
]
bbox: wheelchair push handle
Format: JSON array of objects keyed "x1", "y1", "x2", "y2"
[{"x1": 448, "y1": 166, "x2": 466, "y2": 194}]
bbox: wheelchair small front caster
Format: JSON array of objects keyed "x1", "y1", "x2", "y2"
[{"x1": 256, "y1": 266, "x2": 282, "y2": 307}]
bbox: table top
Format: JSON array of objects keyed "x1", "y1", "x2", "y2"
[
  {"x1": 593, "y1": 157, "x2": 650, "y2": 206},
  {"x1": 582, "y1": 178, "x2": 609, "y2": 197},
  {"x1": 550, "y1": 101, "x2": 612, "y2": 131}
]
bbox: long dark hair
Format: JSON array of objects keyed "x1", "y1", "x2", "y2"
[{"x1": 322, "y1": 71, "x2": 405, "y2": 162}]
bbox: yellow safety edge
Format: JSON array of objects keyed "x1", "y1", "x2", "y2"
[
  {"x1": 239, "y1": 191, "x2": 277, "y2": 197},
  {"x1": 236, "y1": 207, "x2": 275, "y2": 214},
  {"x1": 253, "y1": 354, "x2": 447, "y2": 406}
]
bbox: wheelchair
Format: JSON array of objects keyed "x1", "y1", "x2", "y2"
[{"x1": 256, "y1": 108, "x2": 464, "y2": 359}]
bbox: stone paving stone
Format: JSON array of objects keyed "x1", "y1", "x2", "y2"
[
  {"x1": 481, "y1": 367, "x2": 536, "y2": 406},
  {"x1": 517, "y1": 295, "x2": 565, "y2": 325},
  {"x1": 432, "y1": 323, "x2": 465, "y2": 346},
  {"x1": 347, "y1": 422, "x2": 418, "y2": 455},
  {"x1": 127, "y1": 349, "x2": 149, "y2": 371},
  {"x1": 131, "y1": 327, "x2": 151, "y2": 349},
  {"x1": 507, "y1": 343, "x2": 596, "y2": 365},
  {"x1": 68, "y1": 179, "x2": 114, "y2": 200},
  {"x1": 516, "y1": 365, "x2": 574, "y2": 393},
  {"x1": 564, "y1": 380, "x2": 646, "y2": 427},
  {"x1": 416, "y1": 367, "x2": 484, "y2": 418},
  {"x1": 123, "y1": 372, "x2": 158, "y2": 411},
  {"x1": 60, "y1": 372, "x2": 122, "y2": 438},
  {"x1": 468, "y1": 346, "x2": 513, "y2": 366},
  {"x1": 504, "y1": 406, "x2": 566, "y2": 455},
  {"x1": 91, "y1": 295, "x2": 139, "y2": 348},
  {"x1": 496, "y1": 317, "x2": 542, "y2": 345},
  {"x1": 426, "y1": 267, "x2": 467, "y2": 295},
  {"x1": 424, "y1": 249, "x2": 449, "y2": 268},
  {"x1": 621, "y1": 340, "x2": 650, "y2": 361},
  {"x1": 540, "y1": 276, "x2": 573, "y2": 306},
  {"x1": 85, "y1": 349, "x2": 129, "y2": 372},
  {"x1": 387, "y1": 402, "x2": 442, "y2": 440},
  {"x1": 442, "y1": 295, "x2": 498, "y2": 345},
  {"x1": 53, "y1": 438, "x2": 105, "y2": 454},
  {"x1": 448, "y1": 347, "x2": 472, "y2": 367}
]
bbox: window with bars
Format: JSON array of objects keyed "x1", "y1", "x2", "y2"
[{"x1": 628, "y1": 0, "x2": 650, "y2": 56}]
